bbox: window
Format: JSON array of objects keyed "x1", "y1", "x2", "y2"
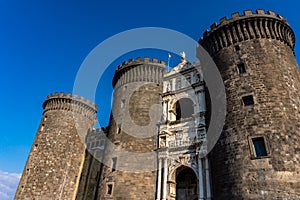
[
  {"x1": 93, "y1": 185, "x2": 97, "y2": 197},
  {"x1": 107, "y1": 184, "x2": 113, "y2": 195},
  {"x1": 242, "y1": 95, "x2": 254, "y2": 106},
  {"x1": 112, "y1": 157, "x2": 117, "y2": 172},
  {"x1": 175, "y1": 98, "x2": 194, "y2": 120},
  {"x1": 40, "y1": 124, "x2": 45, "y2": 132},
  {"x1": 252, "y1": 137, "x2": 268, "y2": 157},
  {"x1": 117, "y1": 124, "x2": 121, "y2": 134},
  {"x1": 121, "y1": 99, "x2": 125, "y2": 108},
  {"x1": 237, "y1": 63, "x2": 246, "y2": 74}
]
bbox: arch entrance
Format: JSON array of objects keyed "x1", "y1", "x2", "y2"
[{"x1": 175, "y1": 166, "x2": 198, "y2": 200}]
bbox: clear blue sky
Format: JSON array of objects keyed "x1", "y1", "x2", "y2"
[{"x1": 0, "y1": 0, "x2": 299, "y2": 174}]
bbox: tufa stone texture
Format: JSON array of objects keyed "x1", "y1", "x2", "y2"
[
  {"x1": 15, "y1": 9, "x2": 300, "y2": 200},
  {"x1": 15, "y1": 93, "x2": 97, "y2": 200},
  {"x1": 200, "y1": 9, "x2": 300, "y2": 200}
]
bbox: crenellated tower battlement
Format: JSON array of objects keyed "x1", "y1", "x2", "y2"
[
  {"x1": 15, "y1": 91, "x2": 98, "y2": 200},
  {"x1": 112, "y1": 57, "x2": 166, "y2": 88},
  {"x1": 15, "y1": 9, "x2": 300, "y2": 200},
  {"x1": 198, "y1": 9, "x2": 300, "y2": 200},
  {"x1": 43, "y1": 92, "x2": 98, "y2": 121},
  {"x1": 199, "y1": 9, "x2": 295, "y2": 55}
]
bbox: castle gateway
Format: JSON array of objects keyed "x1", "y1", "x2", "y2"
[{"x1": 15, "y1": 10, "x2": 300, "y2": 200}]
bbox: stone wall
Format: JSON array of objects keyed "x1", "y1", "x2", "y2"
[
  {"x1": 15, "y1": 10, "x2": 300, "y2": 200},
  {"x1": 15, "y1": 93, "x2": 97, "y2": 200},
  {"x1": 97, "y1": 58, "x2": 166, "y2": 199},
  {"x1": 200, "y1": 9, "x2": 300, "y2": 199}
]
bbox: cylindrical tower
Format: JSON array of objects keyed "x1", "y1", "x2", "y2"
[
  {"x1": 15, "y1": 92, "x2": 97, "y2": 200},
  {"x1": 97, "y1": 57, "x2": 166, "y2": 199},
  {"x1": 199, "y1": 10, "x2": 300, "y2": 199}
]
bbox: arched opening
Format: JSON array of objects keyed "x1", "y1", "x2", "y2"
[
  {"x1": 175, "y1": 98, "x2": 194, "y2": 120},
  {"x1": 176, "y1": 166, "x2": 198, "y2": 200}
]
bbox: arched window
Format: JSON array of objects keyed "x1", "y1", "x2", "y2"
[{"x1": 175, "y1": 98, "x2": 194, "y2": 120}]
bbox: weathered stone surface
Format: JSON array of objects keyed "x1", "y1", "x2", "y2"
[
  {"x1": 15, "y1": 93, "x2": 97, "y2": 200},
  {"x1": 200, "y1": 10, "x2": 300, "y2": 200},
  {"x1": 97, "y1": 60, "x2": 165, "y2": 200},
  {"x1": 76, "y1": 128, "x2": 108, "y2": 200},
  {"x1": 15, "y1": 10, "x2": 300, "y2": 200}
]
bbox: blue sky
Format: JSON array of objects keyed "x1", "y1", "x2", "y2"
[{"x1": 0, "y1": 0, "x2": 299, "y2": 195}]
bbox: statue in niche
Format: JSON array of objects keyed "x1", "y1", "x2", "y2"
[{"x1": 160, "y1": 136, "x2": 166, "y2": 148}]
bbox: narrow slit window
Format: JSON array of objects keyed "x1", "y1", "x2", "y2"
[
  {"x1": 107, "y1": 184, "x2": 113, "y2": 195},
  {"x1": 117, "y1": 124, "x2": 121, "y2": 134},
  {"x1": 112, "y1": 157, "x2": 117, "y2": 172},
  {"x1": 242, "y1": 95, "x2": 254, "y2": 106},
  {"x1": 121, "y1": 99, "x2": 125, "y2": 108},
  {"x1": 40, "y1": 124, "x2": 45, "y2": 132},
  {"x1": 252, "y1": 137, "x2": 268, "y2": 157},
  {"x1": 237, "y1": 63, "x2": 246, "y2": 74}
]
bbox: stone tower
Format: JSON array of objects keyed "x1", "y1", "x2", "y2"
[
  {"x1": 199, "y1": 10, "x2": 300, "y2": 199},
  {"x1": 15, "y1": 92, "x2": 97, "y2": 199},
  {"x1": 97, "y1": 57, "x2": 166, "y2": 199}
]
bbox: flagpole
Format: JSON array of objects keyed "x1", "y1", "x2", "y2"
[
  {"x1": 167, "y1": 56, "x2": 170, "y2": 72},
  {"x1": 167, "y1": 53, "x2": 172, "y2": 72}
]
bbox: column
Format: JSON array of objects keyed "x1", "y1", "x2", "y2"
[
  {"x1": 198, "y1": 157, "x2": 204, "y2": 200},
  {"x1": 198, "y1": 91, "x2": 206, "y2": 112},
  {"x1": 163, "y1": 101, "x2": 167, "y2": 122},
  {"x1": 191, "y1": 71, "x2": 195, "y2": 84},
  {"x1": 162, "y1": 158, "x2": 168, "y2": 200},
  {"x1": 205, "y1": 157, "x2": 211, "y2": 199},
  {"x1": 164, "y1": 81, "x2": 169, "y2": 93},
  {"x1": 172, "y1": 78, "x2": 175, "y2": 91},
  {"x1": 166, "y1": 101, "x2": 169, "y2": 122},
  {"x1": 156, "y1": 158, "x2": 162, "y2": 200}
]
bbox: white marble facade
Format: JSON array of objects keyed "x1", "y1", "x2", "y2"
[{"x1": 157, "y1": 58, "x2": 211, "y2": 200}]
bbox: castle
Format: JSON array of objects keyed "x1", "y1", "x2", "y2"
[{"x1": 15, "y1": 10, "x2": 300, "y2": 200}]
